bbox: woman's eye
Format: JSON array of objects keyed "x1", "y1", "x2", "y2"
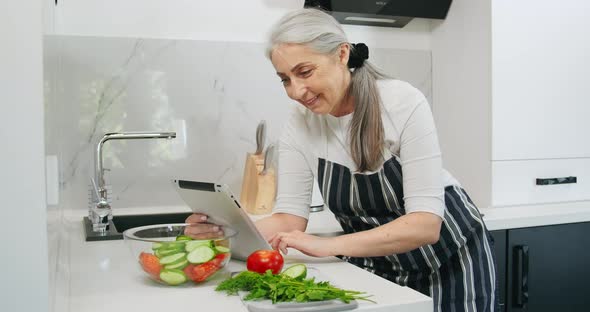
[
  {"x1": 300, "y1": 70, "x2": 312, "y2": 77},
  {"x1": 280, "y1": 78, "x2": 289, "y2": 85}
]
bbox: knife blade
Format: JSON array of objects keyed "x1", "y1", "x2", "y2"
[
  {"x1": 255, "y1": 120, "x2": 266, "y2": 155},
  {"x1": 261, "y1": 143, "x2": 275, "y2": 175}
]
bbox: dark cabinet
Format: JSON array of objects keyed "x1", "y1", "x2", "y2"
[
  {"x1": 491, "y1": 222, "x2": 590, "y2": 312},
  {"x1": 490, "y1": 230, "x2": 507, "y2": 312}
]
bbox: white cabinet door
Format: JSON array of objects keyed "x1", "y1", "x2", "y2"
[{"x1": 492, "y1": 0, "x2": 590, "y2": 161}]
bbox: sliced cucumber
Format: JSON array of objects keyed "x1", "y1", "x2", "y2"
[
  {"x1": 214, "y1": 246, "x2": 230, "y2": 254},
  {"x1": 159, "y1": 269, "x2": 187, "y2": 285},
  {"x1": 187, "y1": 245, "x2": 215, "y2": 264},
  {"x1": 151, "y1": 242, "x2": 163, "y2": 250},
  {"x1": 175, "y1": 235, "x2": 193, "y2": 241},
  {"x1": 165, "y1": 259, "x2": 188, "y2": 270},
  {"x1": 281, "y1": 264, "x2": 307, "y2": 280},
  {"x1": 159, "y1": 252, "x2": 187, "y2": 265},
  {"x1": 162, "y1": 241, "x2": 186, "y2": 249},
  {"x1": 185, "y1": 240, "x2": 213, "y2": 252},
  {"x1": 155, "y1": 246, "x2": 184, "y2": 258}
]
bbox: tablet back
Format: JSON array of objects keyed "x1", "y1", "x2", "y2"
[{"x1": 173, "y1": 179, "x2": 271, "y2": 261}]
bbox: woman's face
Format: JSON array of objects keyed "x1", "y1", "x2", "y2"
[{"x1": 270, "y1": 43, "x2": 351, "y2": 115}]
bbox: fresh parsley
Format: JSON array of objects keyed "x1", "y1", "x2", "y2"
[{"x1": 215, "y1": 270, "x2": 375, "y2": 304}]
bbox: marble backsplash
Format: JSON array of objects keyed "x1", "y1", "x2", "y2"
[{"x1": 43, "y1": 35, "x2": 432, "y2": 212}]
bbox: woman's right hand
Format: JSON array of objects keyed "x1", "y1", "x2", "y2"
[{"x1": 184, "y1": 213, "x2": 224, "y2": 239}]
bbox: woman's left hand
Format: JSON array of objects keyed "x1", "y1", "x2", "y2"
[{"x1": 269, "y1": 230, "x2": 335, "y2": 257}]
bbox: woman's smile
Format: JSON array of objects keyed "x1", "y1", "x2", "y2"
[{"x1": 302, "y1": 95, "x2": 320, "y2": 108}]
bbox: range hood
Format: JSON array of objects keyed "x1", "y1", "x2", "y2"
[{"x1": 304, "y1": 0, "x2": 452, "y2": 28}]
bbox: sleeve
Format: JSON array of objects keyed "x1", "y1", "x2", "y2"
[
  {"x1": 271, "y1": 114, "x2": 313, "y2": 220},
  {"x1": 398, "y1": 91, "x2": 445, "y2": 218}
]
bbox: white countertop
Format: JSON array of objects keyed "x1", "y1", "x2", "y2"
[
  {"x1": 57, "y1": 209, "x2": 432, "y2": 312},
  {"x1": 55, "y1": 200, "x2": 590, "y2": 312},
  {"x1": 97, "y1": 199, "x2": 590, "y2": 233},
  {"x1": 252, "y1": 201, "x2": 590, "y2": 233},
  {"x1": 480, "y1": 200, "x2": 590, "y2": 231}
]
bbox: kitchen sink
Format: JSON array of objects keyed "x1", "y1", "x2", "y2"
[{"x1": 83, "y1": 212, "x2": 192, "y2": 241}]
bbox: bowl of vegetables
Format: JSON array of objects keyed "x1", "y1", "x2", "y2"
[{"x1": 123, "y1": 223, "x2": 237, "y2": 286}]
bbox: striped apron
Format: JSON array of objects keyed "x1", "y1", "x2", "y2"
[{"x1": 317, "y1": 156, "x2": 499, "y2": 312}]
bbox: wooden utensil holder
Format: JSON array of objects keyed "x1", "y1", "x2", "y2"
[{"x1": 240, "y1": 153, "x2": 276, "y2": 215}]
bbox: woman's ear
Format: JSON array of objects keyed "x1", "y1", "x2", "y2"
[{"x1": 338, "y1": 43, "x2": 350, "y2": 66}]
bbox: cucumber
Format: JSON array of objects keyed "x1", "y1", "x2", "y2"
[
  {"x1": 215, "y1": 246, "x2": 230, "y2": 254},
  {"x1": 185, "y1": 240, "x2": 213, "y2": 252},
  {"x1": 155, "y1": 246, "x2": 184, "y2": 258},
  {"x1": 151, "y1": 242, "x2": 163, "y2": 250},
  {"x1": 175, "y1": 235, "x2": 193, "y2": 241},
  {"x1": 165, "y1": 259, "x2": 188, "y2": 270},
  {"x1": 159, "y1": 269, "x2": 187, "y2": 285},
  {"x1": 162, "y1": 241, "x2": 186, "y2": 249},
  {"x1": 187, "y1": 245, "x2": 215, "y2": 264},
  {"x1": 159, "y1": 252, "x2": 187, "y2": 265},
  {"x1": 281, "y1": 264, "x2": 307, "y2": 280}
]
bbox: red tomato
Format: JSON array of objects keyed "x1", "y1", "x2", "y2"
[
  {"x1": 210, "y1": 253, "x2": 228, "y2": 267},
  {"x1": 191, "y1": 262, "x2": 220, "y2": 282},
  {"x1": 246, "y1": 250, "x2": 284, "y2": 274},
  {"x1": 139, "y1": 252, "x2": 162, "y2": 278},
  {"x1": 183, "y1": 264, "x2": 196, "y2": 281}
]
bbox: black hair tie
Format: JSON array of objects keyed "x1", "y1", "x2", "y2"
[{"x1": 347, "y1": 43, "x2": 369, "y2": 69}]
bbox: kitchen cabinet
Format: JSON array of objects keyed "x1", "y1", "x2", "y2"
[
  {"x1": 48, "y1": 1, "x2": 431, "y2": 49},
  {"x1": 431, "y1": 0, "x2": 590, "y2": 209},
  {"x1": 491, "y1": 222, "x2": 590, "y2": 312},
  {"x1": 49, "y1": 0, "x2": 286, "y2": 40},
  {"x1": 490, "y1": 230, "x2": 507, "y2": 312}
]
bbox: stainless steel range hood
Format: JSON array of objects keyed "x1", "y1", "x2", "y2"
[{"x1": 304, "y1": 0, "x2": 453, "y2": 28}]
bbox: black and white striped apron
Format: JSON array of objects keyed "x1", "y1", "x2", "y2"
[{"x1": 318, "y1": 156, "x2": 499, "y2": 312}]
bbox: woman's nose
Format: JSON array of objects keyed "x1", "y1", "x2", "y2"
[{"x1": 288, "y1": 79, "x2": 307, "y2": 101}]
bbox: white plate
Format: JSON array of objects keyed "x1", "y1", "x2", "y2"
[{"x1": 235, "y1": 267, "x2": 359, "y2": 312}]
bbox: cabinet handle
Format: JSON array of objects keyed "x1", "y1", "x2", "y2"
[
  {"x1": 536, "y1": 176, "x2": 577, "y2": 185},
  {"x1": 513, "y1": 245, "x2": 529, "y2": 308}
]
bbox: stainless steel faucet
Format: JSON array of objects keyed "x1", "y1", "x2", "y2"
[{"x1": 90, "y1": 131, "x2": 176, "y2": 233}]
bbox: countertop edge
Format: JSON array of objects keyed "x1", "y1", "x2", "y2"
[
  {"x1": 481, "y1": 200, "x2": 590, "y2": 231},
  {"x1": 64, "y1": 200, "x2": 590, "y2": 233}
]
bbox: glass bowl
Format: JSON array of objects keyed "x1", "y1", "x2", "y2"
[{"x1": 123, "y1": 223, "x2": 237, "y2": 286}]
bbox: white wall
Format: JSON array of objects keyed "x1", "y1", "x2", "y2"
[
  {"x1": 51, "y1": 0, "x2": 432, "y2": 50},
  {"x1": 43, "y1": 0, "x2": 55, "y2": 33},
  {"x1": 431, "y1": 0, "x2": 492, "y2": 208},
  {"x1": 0, "y1": 1, "x2": 49, "y2": 312}
]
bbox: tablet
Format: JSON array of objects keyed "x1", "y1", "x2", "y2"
[{"x1": 172, "y1": 179, "x2": 272, "y2": 261}]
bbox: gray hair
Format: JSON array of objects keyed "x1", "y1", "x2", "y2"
[{"x1": 267, "y1": 8, "x2": 388, "y2": 171}]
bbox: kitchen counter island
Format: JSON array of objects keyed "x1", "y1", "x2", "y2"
[
  {"x1": 54, "y1": 199, "x2": 590, "y2": 312},
  {"x1": 54, "y1": 209, "x2": 432, "y2": 312}
]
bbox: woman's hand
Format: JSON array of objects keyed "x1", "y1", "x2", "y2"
[
  {"x1": 184, "y1": 213, "x2": 224, "y2": 239},
  {"x1": 269, "y1": 230, "x2": 336, "y2": 257}
]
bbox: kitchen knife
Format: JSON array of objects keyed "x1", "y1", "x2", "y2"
[
  {"x1": 261, "y1": 143, "x2": 275, "y2": 175},
  {"x1": 255, "y1": 120, "x2": 266, "y2": 155}
]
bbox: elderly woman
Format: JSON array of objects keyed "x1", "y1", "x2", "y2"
[{"x1": 187, "y1": 8, "x2": 498, "y2": 312}]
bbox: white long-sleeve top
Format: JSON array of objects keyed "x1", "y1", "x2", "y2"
[{"x1": 273, "y1": 79, "x2": 459, "y2": 220}]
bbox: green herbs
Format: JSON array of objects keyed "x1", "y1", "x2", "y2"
[{"x1": 215, "y1": 270, "x2": 374, "y2": 304}]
